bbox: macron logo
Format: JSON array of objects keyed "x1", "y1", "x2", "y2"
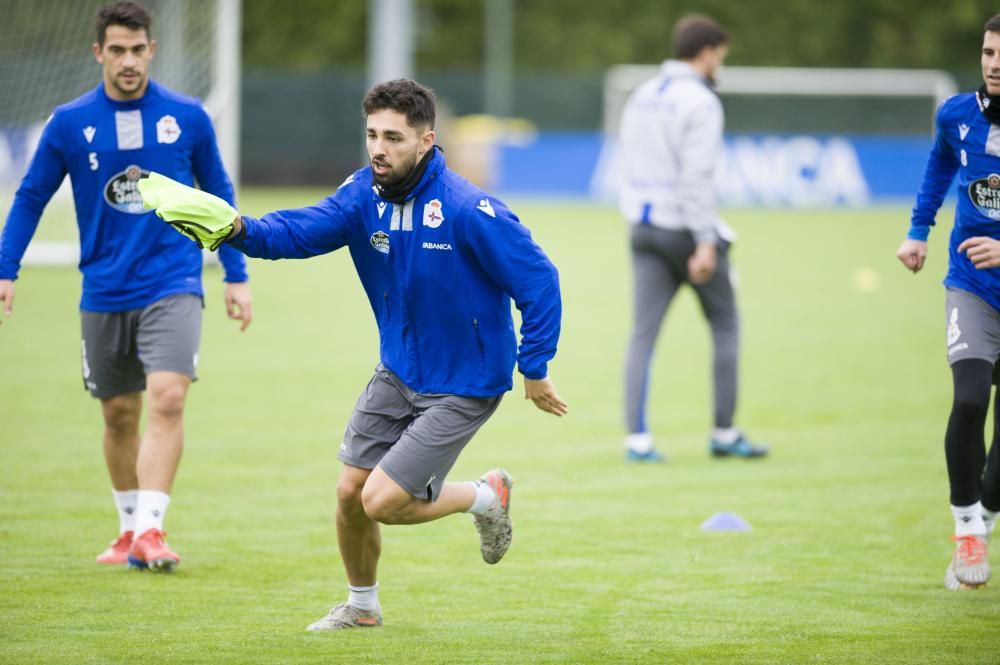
[
  {"x1": 476, "y1": 199, "x2": 496, "y2": 218},
  {"x1": 83, "y1": 126, "x2": 96, "y2": 143},
  {"x1": 959, "y1": 124, "x2": 970, "y2": 140}
]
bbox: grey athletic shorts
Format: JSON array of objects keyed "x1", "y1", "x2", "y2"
[
  {"x1": 945, "y1": 287, "x2": 1000, "y2": 367},
  {"x1": 80, "y1": 293, "x2": 203, "y2": 399},
  {"x1": 339, "y1": 364, "x2": 502, "y2": 501}
]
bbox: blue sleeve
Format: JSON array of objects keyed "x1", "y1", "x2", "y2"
[
  {"x1": 459, "y1": 198, "x2": 561, "y2": 380},
  {"x1": 0, "y1": 116, "x2": 68, "y2": 280},
  {"x1": 190, "y1": 106, "x2": 248, "y2": 282},
  {"x1": 229, "y1": 190, "x2": 357, "y2": 260},
  {"x1": 909, "y1": 105, "x2": 960, "y2": 241}
]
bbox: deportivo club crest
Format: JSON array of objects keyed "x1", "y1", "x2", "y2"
[
  {"x1": 370, "y1": 230, "x2": 390, "y2": 254},
  {"x1": 103, "y1": 164, "x2": 150, "y2": 214},
  {"x1": 423, "y1": 199, "x2": 444, "y2": 228},
  {"x1": 156, "y1": 115, "x2": 181, "y2": 144},
  {"x1": 968, "y1": 172, "x2": 1000, "y2": 220}
]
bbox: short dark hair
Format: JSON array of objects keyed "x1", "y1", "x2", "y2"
[
  {"x1": 95, "y1": 1, "x2": 152, "y2": 46},
  {"x1": 362, "y1": 79, "x2": 436, "y2": 130},
  {"x1": 672, "y1": 14, "x2": 728, "y2": 60},
  {"x1": 986, "y1": 14, "x2": 1000, "y2": 33}
]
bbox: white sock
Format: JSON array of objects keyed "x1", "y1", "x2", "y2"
[
  {"x1": 466, "y1": 480, "x2": 496, "y2": 515},
  {"x1": 134, "y1": 490, "x2": 171, "y2": 536},
  {"x1": 112, "y1": 489, "x2": 138, "y2": 534},
  {"x1": 952, "y1": 502, "x2": 987, "y2": 537},
  {"x1": 983, "y1": 508, "x2": 998, "y2": 537},
  {"x1": 712, "y1": 427, "x2": 741, "y2": 445},
  {"x1": 348, "y1": 583, "x2": 379, "y2": 611},
  {"x1": 625, "y1": 432, "x2": 654, "y2": 453}
]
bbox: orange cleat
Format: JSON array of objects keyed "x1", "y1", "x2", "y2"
[
  {"x1": 96, "y1": 531, "x2": 133, "y2": 565},
  {"x1": 128, "y1": 528, "x2": 180, "y2": 572}
]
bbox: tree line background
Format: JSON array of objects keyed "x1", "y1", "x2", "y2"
[
  {"x1": 243, "y1": 0, "x2": 995, "y2": 74},
  {"x1": 238, "y1": 0, "x2": 996, "y2": 184}
]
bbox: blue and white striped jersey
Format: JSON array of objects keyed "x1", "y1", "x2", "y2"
[{"x1": 0, "y1": 80, "x2": 247, "y2": 311}]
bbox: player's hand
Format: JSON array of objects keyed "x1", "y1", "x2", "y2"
[
  {"x1": 524, "y1": 376, "x2": 568, "y2": 417},
  {"x1": 224, "y1": 281, "x2": 253, "y2": 331},
  {"x1": 0, "y1": 279, "x2": 14, "y2": 325},
  {"x1": 687, "y1": 242, "x2": 717, "y2": 285},
  {"x1": 138, "y1": 172, "x2": 238, "y2": 251},
  {"x1": 228, "y1": 215, "x2": 244, "y2": 239},
  {"x1": 957, "y1": 236, "x2": 1000, "y2": 270},
  {"x1": 896, "y1": 238, "x2": 928, "y2": 273}
]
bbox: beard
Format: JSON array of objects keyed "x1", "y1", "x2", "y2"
[
  {"x1": 371, "y1": 152, "x2": 418, "y2": 187},
  {"x1": 111, "y1": 70, "x2": 145, "y2": 96}
]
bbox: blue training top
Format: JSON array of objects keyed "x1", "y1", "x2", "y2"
[
  {"x1": 231, "y1": 147, "x2": 562, "y2": 398},
  {"x1": 0, "y1": 80, "x2": 247, "y2": 312},
  {"x1": 909, "y1": 92, "x2": 1000, "y2": 311}
]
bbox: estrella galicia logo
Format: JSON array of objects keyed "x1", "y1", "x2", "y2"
[
  {"x1": 103, "y1": 164, "x2": 150, "y2": 214},
  {"x1": 968, "y1": 173, "x2": 1000, "y2": 220},
  {"x1": 370, "y1": 230, "x2": 390, "y2": 254}
]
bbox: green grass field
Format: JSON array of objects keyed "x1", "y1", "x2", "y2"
[{"x1": 2, "y1": 192, "x2": 997, "y2": 664}]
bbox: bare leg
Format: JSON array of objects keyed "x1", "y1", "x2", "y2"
[
  {"x1": 100, "y1": 393, "x2": 142, "y2": 490},
  {"x1": 337, "y1": 465, "x2": 381, "y2": 586},
  {"x1": 361, "y1": 466, "x2": 475, "y2": 525},
  {"x1": 136, "y1": 371, "x2": 190, "y2": 492}
]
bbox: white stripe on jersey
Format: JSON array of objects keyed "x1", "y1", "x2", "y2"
[{"x1": 115, "y1": 110, "x2": 143, "y2": 150}]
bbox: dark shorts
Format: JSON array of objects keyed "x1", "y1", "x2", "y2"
[
  {"x1": 80, "y1": 293, "x2": 203, "y2": 399},
  {"x1": 338, "y1": 364, "x2": 502, "y2": 501},
  {"x1": 945, "y1": 287, "x2": 1000, "y2": 368}
]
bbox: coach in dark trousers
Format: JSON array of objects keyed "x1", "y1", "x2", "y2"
[{"x1": 617, "y1": 14, "x2": 767, "y2": 463}]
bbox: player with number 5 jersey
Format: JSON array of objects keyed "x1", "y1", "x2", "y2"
[{"x1": 0, "y1": 1, "x2": 252, "y2": 573}]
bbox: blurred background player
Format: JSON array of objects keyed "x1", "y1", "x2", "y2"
[
  {"x1": 618, "y1": 14, "x2": 768, "y2": 463},
  {"x1": 0, "y1": 1, "x2": 253, "y2": 572},
  {"x1": 896, "y1": 14, "x2": 1000, "y2": 591}
]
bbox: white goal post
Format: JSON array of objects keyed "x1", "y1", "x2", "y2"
[
  {"x1": 602, "y1": 65, "x2": 959, "y2": 137},
  {"x1": 594, "y1": 65, "x2": 959, "y2": 205}
]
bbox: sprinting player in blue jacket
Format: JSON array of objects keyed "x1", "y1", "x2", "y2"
[
  {"x1": 153, "y1": 78, "x2": 567, "y2": 630},
  {"x1": 0, "y1": 2, "x2": 252, "y2": 572},
  {"x1": 897, "y1": 13, "x2": 1000, "y2": 591}
]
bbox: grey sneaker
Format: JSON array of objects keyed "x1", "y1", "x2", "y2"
[
  {"x1": 944, "y1": 560, "x2": 977, "y2": 590},
  {"x1": 306, "y1": 603, "x2": 382, "y2": 631},
  {"x1": 473, "y1": 468, "x2": 513, "y2": 564},
  {"x1": 950, "y1": 535, "x2": 990, "y2": 587}
]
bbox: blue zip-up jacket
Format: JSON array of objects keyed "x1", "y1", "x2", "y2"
[
  {"x1": 0, "y1": 80, "x2": 248, "y2": 312},
  {"x1": 231, "y1": 147, "x2": 561, "y2": 397},
  {"x1": 909, "y1": 93, "x2": 1000, "y2": 311}
]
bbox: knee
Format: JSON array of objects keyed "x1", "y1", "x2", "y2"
[
  {"x1": 360, "y1": 486, "x2": 405, "y2": 524},
  {"x1": 953, "y1": 388, "x2": 990, "y2": 419},
  {"x1": 102, "y1": 397, "x2": 140, "y2": 437},
  {"x1": 336, "y1": 473, "x2": 366, "y2": 510},
  {"x1": 147, "y1": 382, "x2": 187, "y2": 420}
]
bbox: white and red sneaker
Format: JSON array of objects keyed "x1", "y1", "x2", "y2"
[
  {"x1": 128, "y1": 528, "x2": 180, "y2": 572},
  {"x1": 96, "y1": 531, "x2": 133, "y2": 565}
]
